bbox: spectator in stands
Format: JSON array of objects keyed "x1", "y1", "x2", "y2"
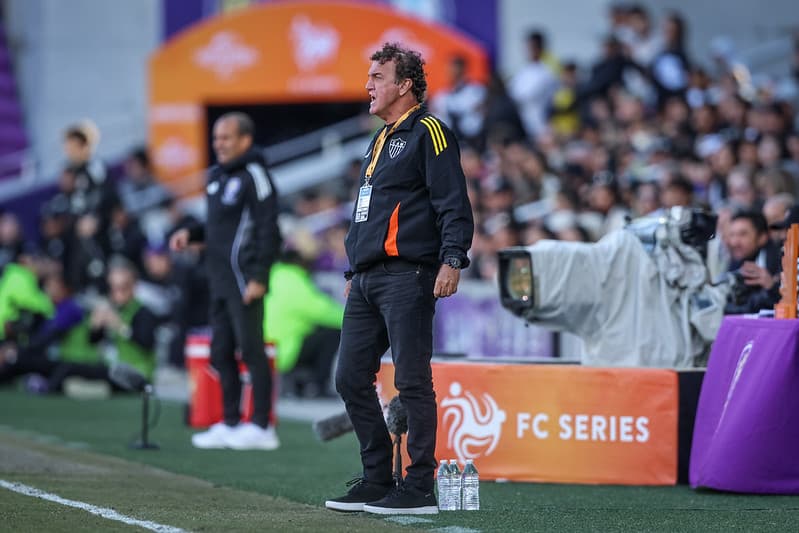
[
  {"x1": 586, "y1": 172, "x2": 629, "y2": 236},
  {"x1": 756, "y1": 167, "x2": 794, "y2": 199},
  {"x1": 117, "y1": 147, "x2": 172, "y2": 218},
  {"x1": 34, "y1": 259, "x2": 158, "y2": 398},
  {"x1": 620, "y1": 4, "x2": 662, "y2": 67},
  {"x1": 548, "y1": 62, "x2": 580, "y2": 139},
  {"x1": 64, "y1": 212, "x2": 106, "y2": 293},
  {"x1": 0, "y1": 212, "x2": 23, "y2": 273},
  {"x1": 0, "y1": 246, "x2": 53, "y2": 344},
  {"x1": 265, "y1": 250, "x2": 343, "y2": 398},
  {"x1": 608, "y1": 1, "x2": 633, "y2": 43},
  {"x1": 430, "y1": 55, "x2": 486, "y2": 148},
  {"x1": 61, "y1": 120, "x2": 116, "y2": 222},
  {"x1": 726, "y1": 166, "x2": 759, "y2": 211},
  {"x1": 509, "y1": 30, "x2": 559, "y2": 138},
  {"x1": 138, "y1": 244, "x2": 209, "y2": 369},
  {"x1": 763, "y1": 193, "x2": 794, "y2": 243},
  {"x1": 579, "y1": 36, "x2": 631, "y2": 105},
  {"x1": 104, "y1": 200, "x2": 148, "y2": 273},
  {"x1": 632, "y1": 181, "x2": 661, "y2": 216},
  {"x1": 650, "y1": 12, "x2": 690, "y2": 107},
  {"x1": 482, "y1": 71, "x2": 526, "y2": 148},
  {"x1": 784, "y1": 132, "x2": 799, "y2": 180},
  {"x1": 38, "y1": 199, "x2": 73, "y2": 269},
  {"x1": 661, "y1": 176, "x2": 695, "y2": 209},
  {"x1": 0, "y1": 273, "x2": 99, "y2": 393},
  {"x1": 724, "y1": 211, "x2": 781, "y2": 314},
  {"x1": 87, "y1": 256, "x2": 158, "y2": 382}
]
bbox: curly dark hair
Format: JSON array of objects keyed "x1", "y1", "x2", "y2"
[{"x1": 370, "y1": 42, "x2": 427, "y2": 103}]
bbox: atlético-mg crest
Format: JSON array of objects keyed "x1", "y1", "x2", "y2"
[{"x1": 388, "y1": 137, "x2": 406, "y2": 159}]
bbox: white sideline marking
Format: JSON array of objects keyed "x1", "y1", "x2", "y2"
[
  {"x1": 0, "y1": 479, "x2": 188, "y2": 533},
  {"x1": 385, "y1": 516, "x2": 435, "y2": 525},
  {"x1": 433, "y1": 527, "x2": 482, "y2": 533}
]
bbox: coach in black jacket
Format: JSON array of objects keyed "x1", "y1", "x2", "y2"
[
  {"x1": 171, "y1": 112, "x2": 281, "y2": 451},
  {"x1": 325, "y1": 43, "x2": 473, "y2": 515}
]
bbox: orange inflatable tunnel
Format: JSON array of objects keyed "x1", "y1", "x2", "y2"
[{"x1": 148, "y1": 1, "x2": 489, "y2": 193}]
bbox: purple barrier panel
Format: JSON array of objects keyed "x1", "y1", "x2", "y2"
[
  {"x1": 690, "y1": 316, "x2": 799, "y2": 494},
  {"x1": 433, "y1": 279, "x2": 554, "y2": 359}
]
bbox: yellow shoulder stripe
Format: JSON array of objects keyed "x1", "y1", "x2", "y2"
[
  {"x1": 421, "y1": 116, "x2": 448, "y2": 156},
  {"x1": 420, "y1": 118, "x2": 441, "y2": 154}
]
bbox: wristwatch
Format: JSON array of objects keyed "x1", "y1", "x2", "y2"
[{"x1": 444, "y1": 256, "x2": 463, "y2": 270}]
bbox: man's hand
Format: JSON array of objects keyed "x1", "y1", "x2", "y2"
[
  {"x1": 434, "y1": 264, "x2": 460, "y2": 298},
  {"x1": 169, "y1": 229, "x2": 190, "y2": 252},
  {"x1": 89, "y1": 302, "x2": 112, "y2": 328},
  {"x1": 344, "y1": 279, "x2": 352, "y2": 299},
  {"x1": 90, "y1": 304, "x2": 122, "y2": 330},
  {"x1": 740, "y1": 261, "x2": 776, "y2": 290},
  {"x1": 104, "y1": 310, "x2": 123, "y2": 331},
  {"x1": 243, "y1": 280, "x2": 267, "y2": 304}
]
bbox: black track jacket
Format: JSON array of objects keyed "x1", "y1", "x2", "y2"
[
  {"x1": 189, "y1": 148, "x2": 281, "y2": 298},
  {"x1": 345, "y1": 104, "x2": 474, "y2": 273}
]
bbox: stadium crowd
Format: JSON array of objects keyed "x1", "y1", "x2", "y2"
[
  {"x1": 295, "y1": 5, "x2": 799, "y2": 309},
  {"x1": 1, "y1": 4, "x2": 799, "y2": 395}
]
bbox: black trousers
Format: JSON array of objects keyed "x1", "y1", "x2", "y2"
[
  {"x1": 335, "y1": 261, "x2": 438, "y2": 492},
  {"x1": 209, "y1": 294, "x2": 272, "y2": 428}
]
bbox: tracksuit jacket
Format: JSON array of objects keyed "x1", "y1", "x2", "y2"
[
  {"x1": 345, "y1": 104, "x2": 474, "y2": 273},
  {"x1": 189, "y1": 148, "x2": 281, "y2": 299}
]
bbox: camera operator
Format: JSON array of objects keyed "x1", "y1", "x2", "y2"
[{"x1": 724, "y1": 211, "x2": 781, "y2": 314}]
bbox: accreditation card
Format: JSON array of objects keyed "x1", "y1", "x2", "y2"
[{"x1": 354, "y1": 185, "x2": 372, "y2": 223}]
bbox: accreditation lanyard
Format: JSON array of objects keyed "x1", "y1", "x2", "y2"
[
  {"x1": 364, "y1": 103, "x2": 421, "y2": 184},
  {"x1": 356, "y1": 104, "x2": 420, "y2": 223}
]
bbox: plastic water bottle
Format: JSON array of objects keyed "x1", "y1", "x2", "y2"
[
  {"x1": 462, "y1": 459, "x2": 480, "y2": 510},
  {"x1": 436, "y1": 460, "x2": 453, "y2": 511},
  {"x1": 448, "y1": 460, "x2": 462, "y2": 510}
]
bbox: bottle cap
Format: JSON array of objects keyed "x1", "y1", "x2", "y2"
[
  {"x1": 449, "y1": 459, "x2": 457, "y2": 464},
  {"x1": 466, "y1": 459, "x2": 473, "y2": 463}
]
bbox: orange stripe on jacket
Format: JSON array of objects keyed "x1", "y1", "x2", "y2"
[{"x1": 384, "y1": 202, "x2": 401, "y2": 256}]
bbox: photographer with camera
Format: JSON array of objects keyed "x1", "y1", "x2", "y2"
[{"x1": 724, "y1": 211, "x2": 781, "y2": 315}]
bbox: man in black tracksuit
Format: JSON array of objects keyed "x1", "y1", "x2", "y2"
[
  {"x1": 325, "y1": 43, "x2": 473, "y2": 515},
  {"x1": 170, "y1": 112, "x2": 281, "y2": 450}
]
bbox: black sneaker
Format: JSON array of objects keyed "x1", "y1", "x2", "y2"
[
  {"x1": 363, "y1": 483, "x2": 439, "y2": 515},
  {"x1": 325, "y1": 478, "x2": 392, "y2": 512}
]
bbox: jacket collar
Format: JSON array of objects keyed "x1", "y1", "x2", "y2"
[
  {"x1": 387, "y1": 103, "x2": 428, "y2": 133},
  {"x1": 217, "y1": 147, "x2": 266, "y2": 174}
]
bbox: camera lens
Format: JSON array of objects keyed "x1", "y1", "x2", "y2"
[{"x1": 506, "y1": 255, "x2": 533, "y2": 302}]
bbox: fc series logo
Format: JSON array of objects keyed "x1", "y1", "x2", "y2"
[
  {"x1": 441, "y1": 382, "x2": 506, "y2": 464},
  {"x1": 440, "y1": 381, "x2": 652, "y2": 460}
]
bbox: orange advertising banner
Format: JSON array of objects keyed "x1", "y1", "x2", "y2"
[
  {"x1": 377, "y1": 362, "x2": 678, "y2": 485},
  {"x1": 148, "y1": 1, "x2": 488, "y2": 190}
]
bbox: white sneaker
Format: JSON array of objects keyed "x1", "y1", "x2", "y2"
[
  {"x1": 224, "y1": 422, "x2": 280, "y2": 450},
  {"x1": 191, "y1": 422, "x2": 235, "y2": 449}
]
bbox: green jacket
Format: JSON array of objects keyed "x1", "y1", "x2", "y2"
[
  {"x1": 59, "y1": 317, "x2": 102, "y2": 365},
  {"x1": 264, "y1": 263, "x2": 343, "y2": 373},
  {"x1": 0, "y1": 263, "x2": 54, "y2": 340},
  {"x1": 112, "y1": 300, "x2": 156, "y2": 381}
]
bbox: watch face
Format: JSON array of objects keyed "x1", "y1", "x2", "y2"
[{"x1": 448, "y1": 258, "x2": 462, "y2": 269}]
